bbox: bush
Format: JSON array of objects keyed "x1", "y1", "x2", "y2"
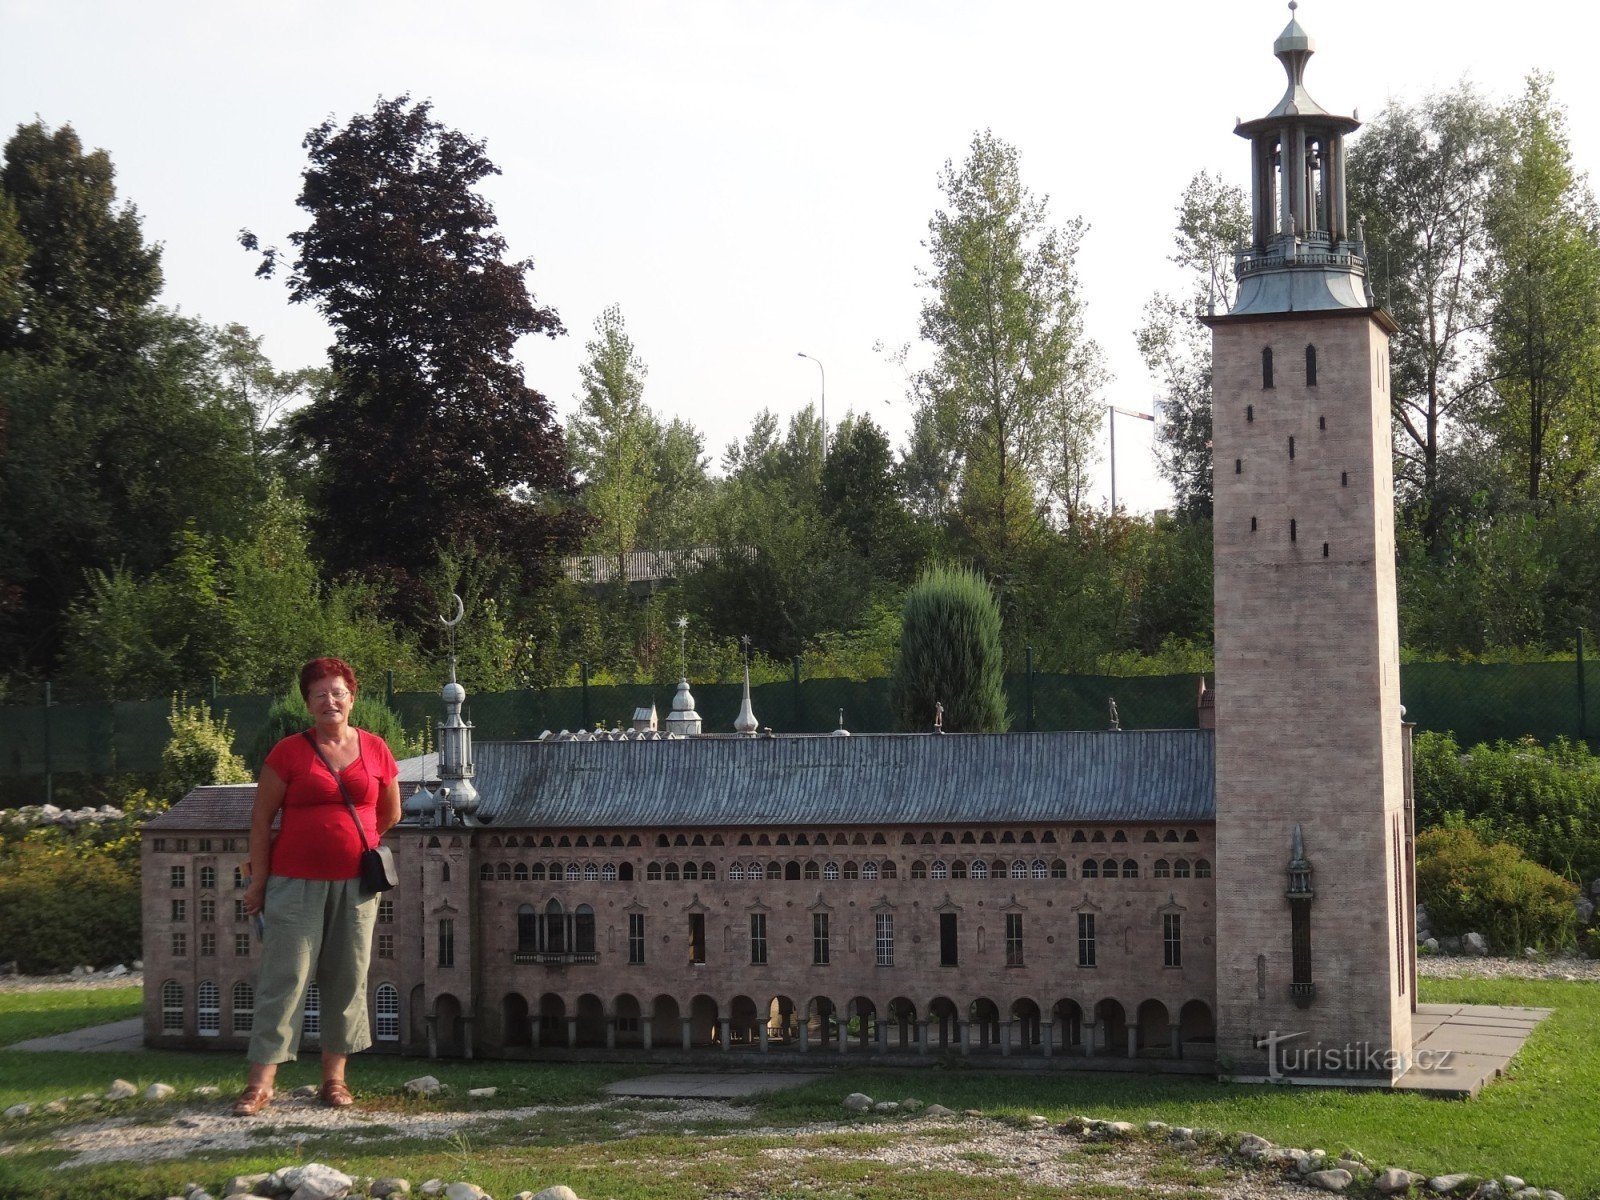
[
  {"x1": 1416, "y1": 827, "x2": 1578, "y2": 953},
  {"x1": 246, "y1": 678, "x2": 421, "y2": 770},
  {"x1": 160, "y1": 699, "x2": 251, "y2": 802},
  {"x1": 0, "y1": 826, "x2": 141, "y2": 972},
  {"x1": 889, "y1": 563, "x2": 1008, "y2": 733}
]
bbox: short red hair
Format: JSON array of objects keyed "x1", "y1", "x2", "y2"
[{"x1": 299, "y1": 657, "x2": 358, "y2": 701}]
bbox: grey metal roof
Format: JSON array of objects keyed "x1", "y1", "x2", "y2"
[
  {"x1": 471, "y1": 730, "x2": 1214, "y2": 829},
  {"x1": 149, "y1": 782, "x2": 431, "y2": 832}
]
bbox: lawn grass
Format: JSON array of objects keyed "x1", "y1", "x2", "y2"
[
  {"x1": 0, "y1": 986, "x2": 141, "y2": 1047},
  {"x1": 0, "y1": 976, "x2": 1594, "y2": 1200}
]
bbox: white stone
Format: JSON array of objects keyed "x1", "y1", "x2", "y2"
[
  {"x1": 1430, "y1": 1175, "x2": 1477, "y2": 1194},
  {"x1": 283, "y1": 1163, "x2": 354, "y2": 1200},
  {"x1": 42, "y1": 1100, "x2": 67, "y2": 1115},
  {"x1": 1307, "y1": 1169, "x2": 1354, "y2": 1192},
  {"x1": 873, "y1": 1101, "x2": 900, "y2": 1113},
  {"x1": 528, "y1": 1188, "x2": 580, "y2": 1200},
  {"x1": 1375, "y1": 1169, "x2": 1421, "y2": 1195},
  {"x1": 922, "y1": 1104, "x2": 954, "y2": 1117},
  {"x1": 106, "y1": 963, "x2": 130, "y2": 978},
  {"x1": 1512, "y1": 1190, "x2": 1542, "y2": 1200},
  {"x1": 1025, "y1": 1114, "x2": 1050, "y2": 1127},
  {"x1": 841, "y1": 1092, "x2": 873, "y2": 1111},
  {"x1": 420, "y1": 1181, "x2": 446, "y2": 1197},
  {"x1": 467, "y1": 1087, "x2": 498, "y2": 1098},
  {"x1": 900, "y1": 1098, "x2": 924, "y2": 1111},
  {"x1": 223, "y1": 1174, "x2": 271, "y2": 1196},
  {"x1": 1423, "y1": 938, "x2": 1440, "y2": 952},
  {"x1": 405, "y1": 1076, "x2": 445, "y2": 1095},
  {"x1": 146, "y1": 1083, "x2": 175, "y2": 1101},
  {"x1": 1106, "y1": 1121, "x2": 1136, "y2": 1136},
  {"x1": 193, "y1": 1085, "x2": 221, "y2": 1097},
  {"x1": 1144, "y1": 1121, "x2": 1169, "y2": 1133},
  {"x1": 370, "y1": 1181, "x2": 412, "y2": 1198},
  {"x1": 105, "y1": 1079, "x2": 138, "y2": 1100},
  {"x1": 1462, "y1": 932, "x2": 1490, "y2": 956},
  {"x1": 1237, "y1": 1133, "x2": 1273, "y2": 1158},
  {"x1": 4, "y1": 1103, "x2": 30, "y2": 1119},
  {"x1": 1502, "y1": 1178, "x2": 1525, "y2": 1191},
  {"x1": 443, "y1": 1184, "x2": 488, "y2": 1200}
]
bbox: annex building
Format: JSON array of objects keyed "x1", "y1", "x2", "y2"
[{"x1": 142, "y1": 8, "x2": 1419, "y2": 1082}]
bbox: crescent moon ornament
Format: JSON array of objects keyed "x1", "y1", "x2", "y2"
[{"x1": 441, "y1": 593, "x2": 465, "y2": 628}]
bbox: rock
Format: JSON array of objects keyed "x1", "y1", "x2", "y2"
[
  {"x1": 922, "y1": 1104, "x2": 954, "y2": 1117},
  {"x1": 900, "y1": 1097, "x2": 924, "y2": 1112},
  {"x1": 1307, "y1": 1169, "x2": 1354, "y2": 1192},
  {"x1": 146, "y1": 1083, "x2": 176, "y2": 1101},
  {"x1": 78, "y1": 1092, "x2": 97, "y2": 1101},
  {"x1": 527, "y1": 1188, "x2": 580, "y2": 1200},
  {"x1": 1502, "y1": 1178, "x2": 1525, "y2": 1192},
  {"x1": 193, "y1": 1086, "x2": 221, "y2": 1097},
  {"x1": 105, "y1": 1079, "x2": 138, "y2": 1100},
  {"x1": 1024, "y1": 1114, "x2": 1049, "y2": 1128},
  {"x1": 190, "y1": 1192, "x2": 216, "y2": 1200},
  {"x1": 841, "y1": 1092, "x2": 873, "y2": 1112},
  {"x1": 1105, "y1": 1121, "x2": 1137, "y2": 1137},
  {"x1": 106, "y1": 963, "x2": 130, "y2": 978},
  {"x1": 1236, "y1": 1133, "x2": 1273, "y2": 1159},
  {"x1": 290, "y1": 1084, "x2": 319, "y2": 1099},
  {"x1": 1430, "y1": 1175, "x2": 1478, "y2": 1194},
  {"x1": 4, "y1": 1103, "x2": 31, "y2": 1119},
  {"x1": 1462, "y1": 932, "x2": 1490, "y2": 956},
  {"x1": 1338, "y1": 1160, "x2": 1375, "y2": 1182},
  {"x1": 467, "y1": 1087, "x2": 498, "y2": 1099},
  {"x1": 1169, "y1": 1127, "x2": 1195, "y2": 1142},
  {"x1": 1296, "y1": 1153, "x2": 1325, "y2": 1176},
  {"x1": 420, "y1": 1182, "x2": 446, "y2": 1197},
  {"x1": 1423, "y1": 938, "x2": 1440, "y2": 953},
  {"x1": 133, "y1": 959, "x2": 143, "y2": 970},
  {"x1": 961, "y1": 1108, "x2": 983, "y2": 1118},
  {"x1": 223, "y1": 1174, "x2": 271, "y2": 1197},
  {"x1": 1375, "y1": 1169, "x2": 1422, "y2": 1194},
  {"x1": 1546, "y1": 1191, "x2": 1566, "y2": 1200},
  {"x1": 1475, "y1": 1182, "x2": 1504, "y2": 1200},
  {"x1": 1440, "y1": 936, "x2": 1462, "y2": 954},
  {"x1": 1144, "y1": 1121, "x2": 1169, "y2": 1134},
  {"x1": 282, "y1": 1163, "x2": 353, "y2": 1200},
  {"x1": 370, "y1": 1181, "x2": 412, "y2": 1198},
  {"x1": 405, "y1": 1076, "x2": 444, "y2": 1096},
  {"x1": 1511, "y1": 1190, "x2": 1541, "y2": 1200},
  {"x1": 873, "y1": 1101, "x2": 901, "y2": 1113},
  {"x1": 444, "y1": 1184, "x2": 488, "y2": 1200},
  {"x1": 42, "y1": 1100, "x2": 67, "y2": 1115}
]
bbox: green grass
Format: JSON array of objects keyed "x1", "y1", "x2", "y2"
[
  {"x1": 0, "y1": 986, "x2": 141, "y2": 1047},
  {"x1": 0, "y1": 977, "x2": 1595, "y2": 1200}
]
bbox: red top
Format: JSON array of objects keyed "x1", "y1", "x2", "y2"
[{"x1": 264, "y1": 729, "x2": 398, "y2": 881}]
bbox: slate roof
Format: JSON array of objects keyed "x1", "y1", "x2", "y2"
[{"x1": 149, "y1": 731, "x2": 1214, "y2": 833}]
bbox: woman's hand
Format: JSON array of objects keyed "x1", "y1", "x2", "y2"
[{"x1": 243, "y1": 872, "x2": 268, "y2": 916}]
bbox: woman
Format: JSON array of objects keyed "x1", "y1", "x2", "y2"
[{"x1": 232, "y1": 656, "x2": 401, "y2": 1116}]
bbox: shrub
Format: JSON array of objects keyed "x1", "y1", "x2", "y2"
[
  {"x1": 246, "y1": 677, "x2": 421, "y2": 770},
  {"x1": 1416, "y1": 827, "x2": 1578, "y2": 952},
  {"x1": 889, "y1": 563, "x2": 1008, "y2": 733},
  {"x1": 0, "y1": 826, "x2": 142, "y2": 972},
  {"x1": 160, "y1": 699, "x2": 251, "y2": 802}
]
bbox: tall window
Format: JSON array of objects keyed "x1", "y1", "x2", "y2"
[
  {"x1": 575, "y1": 905, "x2": 596, "y2": 954},
  {"x1": 750, "y1": 913, "x2": 768, "y2": 965},
  {"x1": 301, "y1": 984, "x2": 321, "y2": 1038},
  {"x1": 233, "y1": 866, "x2": 245, "y2": 888},
  {"x1": 1262, "y1": 346, "x2": 1275, "y2": 388},
  {"x1": 199, "y1": 865, "x2": 216, "y2": 889},
  {"x1": 517, "y1": 904, "x2": 538, "y2": 952},
  {"x1": 939, "y1": 912, "x2": 958, "y2": 967},
  {"x1": 1005, "y1": 913, "x2": 1024, "y2": 967},
  {"x1": 1164, "y1": 913, "x2": 1183, "y2": 967},
  {"x1": 875, "y1": 913, "x2": 894, "y2": 967},
  {"x1": 377, "y1": 933, "x2": 395, "y2": 959},
  {"x1": 170, "y1": 865, "x2": 186, "y2": 889},
  {"x1": 171, "y1": 932, "x2": 187, "y2": 957},
  {"x1": 1077, "y1": 913, "x2": 1096, "y2": 967},
  {"x1": 812, "y1": 913, "x2": 830, "y2": 965},
  {"x1": 231, "y1": 981, "x2": 254, "y2": 1033},
  {"x1": 628, "y1": 913, "x2": 646, "y2": 964},
  {"x1": 160, "y1": 980, "x2": 183, "y2": 1032},
  {"x1": 234, "y1": 932, "x2": 251, "y2": 957},
  {"x1": 171, "y1": 899, "x2": 186, "y2": 921},
  {"x1": 374, "y1": 983, "x2": 400, "y2": 1041},
  {"x1": 378, "y1": 897, "x2": 395, "y2": 923},
  {"x1": 688, "y1": 913, "x2": 706, "y2": 964},
  {"x1": 196, "y1": 981, "x2": 220, "y2": 1036},
  {"x1": 235, "y1": 899, "x2": 248, "y2": 922},
  {"x1": 199, "y1": 932, "x2": 216, "y2": 957},
  {"x1": 1305, "y1": 343, "x2": 1318, "y2": 386},
  {"x1": 438, "y1": 918, "x2": 455, "y2": 967},
  {"x1": 199, "y1": 899, "x2": 215, "y2": 922}
]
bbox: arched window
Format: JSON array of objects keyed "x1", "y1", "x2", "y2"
[
  {"x1": 728, "y1": 863, "x2": 746, "y2": 881},
  {"x1": 786, "y1": 861, "x2": 801, "y2": 881},
  {"x1": 1262, "y1": 346, "x2": 1275, "y2": 388},
  {"x1": 479, "y1": 864, "x2": 494, "y2": 881},
  {"x1": 842, "y1": 861, "x2": 858, "y2": 880},
  {"x1": 930, "y1": 860, "x2": 948, "y2": 880},
  {"x1": 1305, "y1": 343, "x2": 1318, "y2": 386},
  {"x1": 549, "y1": 861, "x2": 563, "y2": 879},
  {"x1": 196, "y1": 981, "x2": 220, "y2": 1037},
  {"x1": 575, "y1": 905, "x2": 596, "y2": 954},
  {"x1": 647, "y1": 862, "x2": 662, "y2": 881},
  {"x1": 301, "y1": 984, "x2": 321, "y2": 1039},
  {"x1": 665, "y1": 863, "x2": 680, "y2": 882},
  {"x1": 1050, "y1": 859, "x2": 1068, "y2": 878},
  {"x1": 496, "y1": 862, "x2": 511, "y2": 881},
  {"x1": 161, "y1": 980, "x2": 183, "y2": 1032},
  {"x1": 374, "y1": 983, "x2": 400, "y2": 1042},
  {"x1": 619, "y1": 862, "x2": 634, "y2": 881},
  {"x1": 530, "y1": 863, "x2": 547, "y2": 881},
  {"x1": 701, "y1": 862, "x2": 716, "y2": 881},
  {"x1": 951, "y1": 860, "x2": 967, "y2": 879},
  {"x1": 601, "y1": 863, "x2": 617, "y2": 882},
  {"x1": 1082, "y1": 860, "x2": 1099, "y2": 879},
  {"x1": 1010, "y1": 860, "x2": 1028, "y2": 879},
  {"x1": 1122, "y1": 859, "x2": 1139, "y2": 878},
  {"x1": 991, "y1": 860, "x2": 1008, "y2": 879},
  {"x1": 823, "y1": 862, "x2": 840, "y2": 880},
  {"x1": 1154, "y1": 859, "x2": 1172, "y2": 878},
  {"x1": 518, "y1": 903, "x2": 538, "y2": 951},
  {"x1": 748, "y1": 861, "x2": 765, "y2": 881},
  {"x1": 910, "y1": 860, "x2": 927, "y2": 880},
  {"x1": 565, "y1": 863, "x2": 580, "y2": 881},
  {"x1": 882, "y1": 860, "x2": 898, "y2": 879},
  {"x1": 970, "y1": 859, "x2": 989, "y2": 880},
  {"x1": 1030, "y1": 859, "x2": 1047, "y2": 879},
  {"x1": 862, "y1": 861, "x2": 879, "y2": 881},
  {"x1": 231, "y1": 981, "x2": 254, "y2": 1034},
  {"x1": 682, "y1": 862, "x2": 699, "y2": 881},
  {"x1": 441, "y1": 862, "x2": 450, "y2": 882},
  {"x1": 513, "y1": 863, "x2": 529, "y2": 881},
  {"x1": 804, "y1": 861, "x2": 820, "y2": 880},
  {"x1": 545, "y1": 899, "x2": 566, "y2": 953},
  {"x1": 1103, "y1": 858, "x2": 1120, "y2": 877},
  {"x1": 584, "y1": 862, "x2": 599, "y2": 881},
  {"x1": 1196, "y1": 858, "x2": 1213, "y2": 878},
  {"x1": 1173, "y1": 858, "x2": 1191, "y2": 878}
]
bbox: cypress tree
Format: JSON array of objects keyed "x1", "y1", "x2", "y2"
[{"x1": 889, "y1": 563, "x2": 1009, "y2": 733}]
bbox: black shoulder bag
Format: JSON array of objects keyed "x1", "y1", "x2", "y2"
[{"x1": 304, "y1": 731, "x2": 398, "y2": 893}]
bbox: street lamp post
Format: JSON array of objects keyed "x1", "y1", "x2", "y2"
[
  {"x1": 796, "y1": 352, "x2": 826, "y2": 459},
  {"x1": 1107, "y1": 404, "x2": 1155, "y2": 511}
]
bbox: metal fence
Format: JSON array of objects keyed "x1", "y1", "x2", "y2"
[{"x1": 2, "y1": 658, "x2": 1594, "y2": 782}]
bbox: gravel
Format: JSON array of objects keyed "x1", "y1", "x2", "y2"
[{"x1": 1417, "y1": 955, "x2": 1600, "y2": 981}]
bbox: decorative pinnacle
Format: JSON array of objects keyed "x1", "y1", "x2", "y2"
[
  {"x1": 676, "y1": 614, "x2": 689, "y2": 677},
  {"x1": 1288, "y1": 0, "x2": 1297, "y2": 11}
]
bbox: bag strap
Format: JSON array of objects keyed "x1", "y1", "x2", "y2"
[{"x1": 303, "y1": 730, "x2": 372, "y2": 854}]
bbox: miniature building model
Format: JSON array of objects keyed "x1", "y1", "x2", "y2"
[{"x1": 141, "y1": 9, "x2": 1414, "y2": 1080}]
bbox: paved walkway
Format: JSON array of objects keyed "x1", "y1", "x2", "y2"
[
  {"x1": 1394, "y1": 1003, "x2": 1551, "y2": 1097},
  {"x1": 8, "y1": 1018, "x2": 146, "y2": 1053},
  {"x1": 604, "y1": 1071, "x2": 830, "y2": 1098}
]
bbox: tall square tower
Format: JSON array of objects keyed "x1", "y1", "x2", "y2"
[{"x1": 1207, "y1": 7, "x2": 1414, "y2": 1082}]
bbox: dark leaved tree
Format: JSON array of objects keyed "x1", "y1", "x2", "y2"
[{"x1": 247, "y1": 96, "x2": 584, "y2": 610}]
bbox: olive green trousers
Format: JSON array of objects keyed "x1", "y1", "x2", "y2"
[{"x1": 246, "y1": 875, "x2": 377, "y2": 1064}]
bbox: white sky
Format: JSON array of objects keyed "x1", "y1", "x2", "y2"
[{"x1": 4, "y1": 0, "x2": 1596, "y2": 514}]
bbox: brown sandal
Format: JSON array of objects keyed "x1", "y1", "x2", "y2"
[
  {"x1": 230, "y1": 1084, "x2": 273, "y2": 1117},
  {"x1": 319, "y1": 1079, "x2": 353, "y2": 1108}
]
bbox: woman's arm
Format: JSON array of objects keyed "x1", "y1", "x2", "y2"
[
  {"x1": 243, "y1": 764, "x2": 287, "y2": 915},
  {"x1": 377, "y1": 777, "x2": 401, "y2": 837}
]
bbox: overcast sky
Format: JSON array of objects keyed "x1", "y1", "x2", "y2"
[{"x1": 4, "y1": 0, "x2": 1595, "y2": 513}]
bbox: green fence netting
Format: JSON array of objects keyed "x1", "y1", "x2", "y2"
[{"x1": 2, "y1": 659, "x2": 1594, "y2": 781}]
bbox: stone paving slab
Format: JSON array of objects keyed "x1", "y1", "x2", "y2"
[
  {"x1": 604, "y1": 1071, "x2": 830, "y2": 1099},
  {"x1": 9, "y1": 1017, "x2": 146, "y2": 1053},
  {"x1": 1395, "y1": 1004, "x2": 1552, "y2": 1098}
]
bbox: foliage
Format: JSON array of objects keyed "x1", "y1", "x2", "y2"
[
  {"x1": 889, "y1": 562, "x2": 1008, "y2": 733},
  {"x1": 246, "y1": 95, "x2": 586, "y2": 602},
  {"x1": 159, "y1": 699, "x2": 250, "y2": 803},
  {"x1": 246, "y1": 678, "x2": 421, "y2": 771},
  {"x1": 1416, "y1": 826, "x2": 1578, "y2": 951},
  {"x1": 0, "y1": 825, "x2": 141, "y2": 972},
  {"x1": 1412, "y1": 730, "x2": 1600, "y2": 881}
]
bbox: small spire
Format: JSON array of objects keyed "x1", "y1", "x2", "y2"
[
  {"x1": 831, "y1": 708, "x2": 851, "y2": 738},
  {"x1": 734, "y1": 636, "x2": 758, "y2": 736}
]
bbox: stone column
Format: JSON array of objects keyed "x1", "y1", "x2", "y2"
[
  {"x1": 680, "y1": 1017, "x2": 692, "y2": 1051},
  {"x1": 1001, "y1": 1019, "x2": 1012, "y2": 1057},
  {"x1": 876, "y1": 1019, "x2": 888, "y2": 1054},
  {"x1": 718, "y1": 1018, "x2": 731, "y2": 1051},
  {"x1": 1041, "y1": 1020, "x2": 1054, "y2": 1058},
  {"x1": 566, "y1": 1016, "x2": 577, "y2": 1048},
  {"x1": 798, "y1": 1021, "x2": 810, "y2": 1053},
  {"x1": 1126, "y1": 1026, "x2": 1138, "y2": 1059},
  {"x1": 918, "y1": 1018, "x2": 929, "y2": 1056},
  {"x1": 425, "y1": 1014, "x2": 438, "y2": 1060},
  {"x1": 530, "y1": 1014, "x2": 542, "y2": 1048},
  {"x1": 606, "y1": 1017, "x2": 616, "y2": 1050},
  {"x1": 1084, "y1": 1021, "x2": 1098, "y2": 1057},
  {"x1": 958, "y1": 1020, "x2": 971, "y2": 1057},
  {"x1": 463, "y1": 1016, "x2": 475, "y2": 1060},
  {"x1": 1169, "y1": 1023, "x2": 1182, "y2": 1059},
  {"x1": 640, "y1": 1015, "x2": 652, "y2": 1050},
  {"x1": 837, "y1": 1007, "x2": 848, "y2": 1055},
  {"x1": 758, "y1": 1022, "x2": 769, "y2": 1053}
]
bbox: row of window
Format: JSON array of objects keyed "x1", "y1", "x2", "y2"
[
  {"x1": 166, "y1": 865, "x2": 250, "y2": 889},
  {"x1": 157, "y1": 979, "x2": 400, "y2": 1041},
  {"x1": 150, "y1": 838, "x2": 241, "y2": 853},
  {"x1": 167, "y1": 931, "x2": 255, "y2": 958},
  {"x1": 479, "y1": 827, "x2": 1205, "y2": 850},
  {"x1": 1261, "y1": 344, "x2": 1319, "y2": 389},
  {"x1": 473, "y1": 857, "x2": 1213, "y2": 884}
]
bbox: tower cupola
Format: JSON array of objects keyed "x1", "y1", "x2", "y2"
[{"x1": 1231, "y1": 2, "x2": 1369, "y2": 315}]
